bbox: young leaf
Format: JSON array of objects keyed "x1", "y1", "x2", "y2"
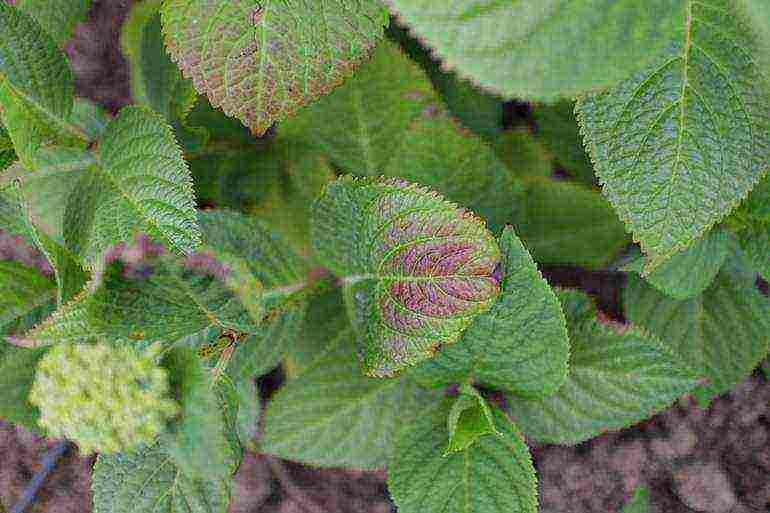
[
  {"x1": 516, "y1": 179, "x2": 630, "y2": 269},
  {"x1": 577, "y1": 0, "x2": 770, "y2": 271},
  {"x1": 625, "y1": 263, "x2": 770, "y2": 399},
  {"x1": 12, "y1": 0, "x2": 92, "y2": 46},
  {"x1": 64, "y1": 106, "x2": 201, "y2": 262},
  {"x1": 0, "y1": 343, "x2": 48, "y2": 431},
  {"x1": 532, "y1": 101, "x2": 595, "y2": 185},
  {"x1": 162, "y1": 346, "x2": 236, "y2": 480},
  {"x1": 384, "y1": 0, "x2": 685, "y2": 100},
  {"x1": 508, "y1": 294, "x2": 698, "y2": 445},
  {"x1": 0, "y1": 3, "x2": 85, "y2": 166},
  {"x1": 92, "y1": 442, "x2": 230, "y2": 513},
  {"x1": 87, "y1": 237, "x2": 264, "y2": 342},
  {"x1": 388, "y1": 401, "x2": 537, "y2": 513},
  {"x1": 445, "y1": 384, "x2": 499, "y2": 455},
  {"x1": 412, "y1": 227, "x2": 570, "y2": 398},
  {"x1": 280, "y1": 41, "x2": 439, "y2": 175},
  {"x1": 161, "y1": 0, "x2": 389, "y2": 135},
  {"x1": 311, "y1": 177, "x2": 501, "y2": 377},
  {"x1": 261, "y1": 329, "x2": 442, "y2": 470},
  {"x1": 622, "y1": 228, "x2": 731, "y2": 299}
]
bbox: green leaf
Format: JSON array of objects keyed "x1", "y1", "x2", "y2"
[
  {"x1": 261, "y1": 329, "x2": 441, "y2": 470},
  {"x1": 121, "y1": 0, "x2": 207, "y2": 153},
  {"x1": 162, "y1": 347, "x2": 233, "y2": 480},
  {"x1": 508, "y1": 303, "x2": 698, "y2": 445},
  {"x1": 280, "y1": 41, "x2": 439, "y2": 175},
  {"x1": 12, "y1": 0, "x2": 92, "y2": 46},
  {"x1": 2, "y1": 146, "x2": 97, "y2": 239},
  {"x1": 576, "y1": 0, "x2": 770, "y2": 271},
  {"x1": 516, "y1": 179, "x2": 630, "y2": 269},
  {"x1": 285, "y1": 286, "x2": 348, "y2": 377},
  {"x1": 383, "y1": 112, "x2": 524, "y2": 234},
  {"x1": 64, "y1": 106, "x2": 201, "y2": 263},
  {"x1": 384, "y1": 0, "x2": 685, "y2": 100},
  {"x1": 311, "y1": 176, "x2": 501, "y2": 377},
  {"x1": 388, "y1": 401, "x2": 537, "y2": 513},
  {"x1": 0, "y1": 343, "x2": 48, "y2": 431},
  {"x1": 532, "y1": 101, "x2": 595, "y2": 185},
  {"x1": 70, "y1": 98, "x2": 111, "y2": 141},
  {"x1": 92, "y1": 442, "x2": 230, "y2": 513},
  {"x1": 10, "y1": 289, "x2": 100, "y2": 347},
  {"x1": 161, "y1": 0, "x2": 388, "y2": 135},
  {"x1": 121, "y1": 0, "x2": 180, "y2": 119},
  {"x1": 0, "y1": 260, "x2": 56, "y2": 335},
  {"x1": 622, "y1": 487, "x2": 651, "y2": 513},
  {"x1": 0, "y1": 183, "x2": 87, "y2": 305},
  {"x1": 739, "y1": 0, "x2": 770, "y2": 74},
  {"x1": 738, "y1": 221, "x2": 770, "y2": 281},
  {"x1": 412, "y1": 227, "x2": 569, "y2": 398},
  {"x1": 0, "y1": 3, "x2": 85, "y2": 166},
  {"x1": 87, "y1": 239, "x2": 264, "y2": 343},
  {"x1": 625, "y1": 263, "x2": 770, "y2": 399},
  {"x1": 622, "y1": 228, "x2": 731, "y2": 299},
  {"x1": 445, "y1": 384, "x2": 499, "y2": 455},
  {"x1": 388, "y1": 22, "x2": 502, "y2": 140},
  {"x1": 491, "y1": 129, "x2": 553, "y2": 180}
]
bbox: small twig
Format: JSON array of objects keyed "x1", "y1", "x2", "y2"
[
  {"x1": 10, "y1": 441, "x2": 70, "y2": 513},
  {"x1": 265, "y1": 455, "x2": 325, "y2": 513}
]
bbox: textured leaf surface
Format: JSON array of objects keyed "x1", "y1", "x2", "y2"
[
  {"x1": 161, "y1": 0, "x2": 388, "y2": 135},
  {"x1": 280, "y1": 41, "x2": 438, "y2": 175},
  {"x1": 11, "y1": 290, "x2": 100, "y2": 347},
  {"x1": 87, "y1": 238, "x2": 264, "y2": 343},
  {"x1": 385, "y1": 0, "x2": 685, "y2": 100},
  {"x1": 312, "y1": 177, "x2": 501, "y2": 377},
  {"x1": 0, "y1": 343, "x2": 48, "y2": 430},
  {"x1": 389, "y1": 402, "x2": 537, "y2": 513},
  {"x1": 383, "y1": 113, "x2": 523, "y2": 234},
  {"x1": 12, "y1": 0, "x2": 92, "y2": 45},
  {"x1": 0, "y1": 3, "x2": 83, "y2": 165},
  {"x1": 532, "y1": 101, "x2": 594, "y2": 185},
  {"x1": 92, "y1": 442, "x2": 230, "y2": 513},
  {"x1": 67, "y1": 107, "x2": 200, "y2": 262},
  {"x1": 623, "y1": 228, "x2": 730, "y2": 299},
  {"x1": 577, "y1": 0, "x2": 770, "y2": 270},
  {"x1": 445, "y1": 384, "x2": 498, "y2": 455},
  {"x1": 625, "y1": 265, "x2": 770, "y2": 399},
  {"x1": 508, "y1": 301, "x2": 698, "y2": 444},
  {"x1": 412, "y1": 227, "x2": 569, "y2": 398},
  {"x1": 261, "y1": 329, "x2": 441, "y2": 470},
  {"x1": 516, "y1": 180, "x2": 629, "y2": 269}
]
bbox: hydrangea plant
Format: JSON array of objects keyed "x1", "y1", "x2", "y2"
[{"x1": 0, "y1": 1, "x2": 768, "y2": 512}]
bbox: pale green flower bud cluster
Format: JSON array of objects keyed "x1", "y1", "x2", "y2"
[{"x1": 29, "y1": 342, "x2": 180, "y2": 455}]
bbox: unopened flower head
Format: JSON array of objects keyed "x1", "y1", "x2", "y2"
[{"x1": 29, "y1": 342, "x2": 179, "y2": 455}]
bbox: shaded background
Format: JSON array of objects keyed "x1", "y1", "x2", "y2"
[{"x1": 0, "y1": 2, "x2": 768, "y2": 512}]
